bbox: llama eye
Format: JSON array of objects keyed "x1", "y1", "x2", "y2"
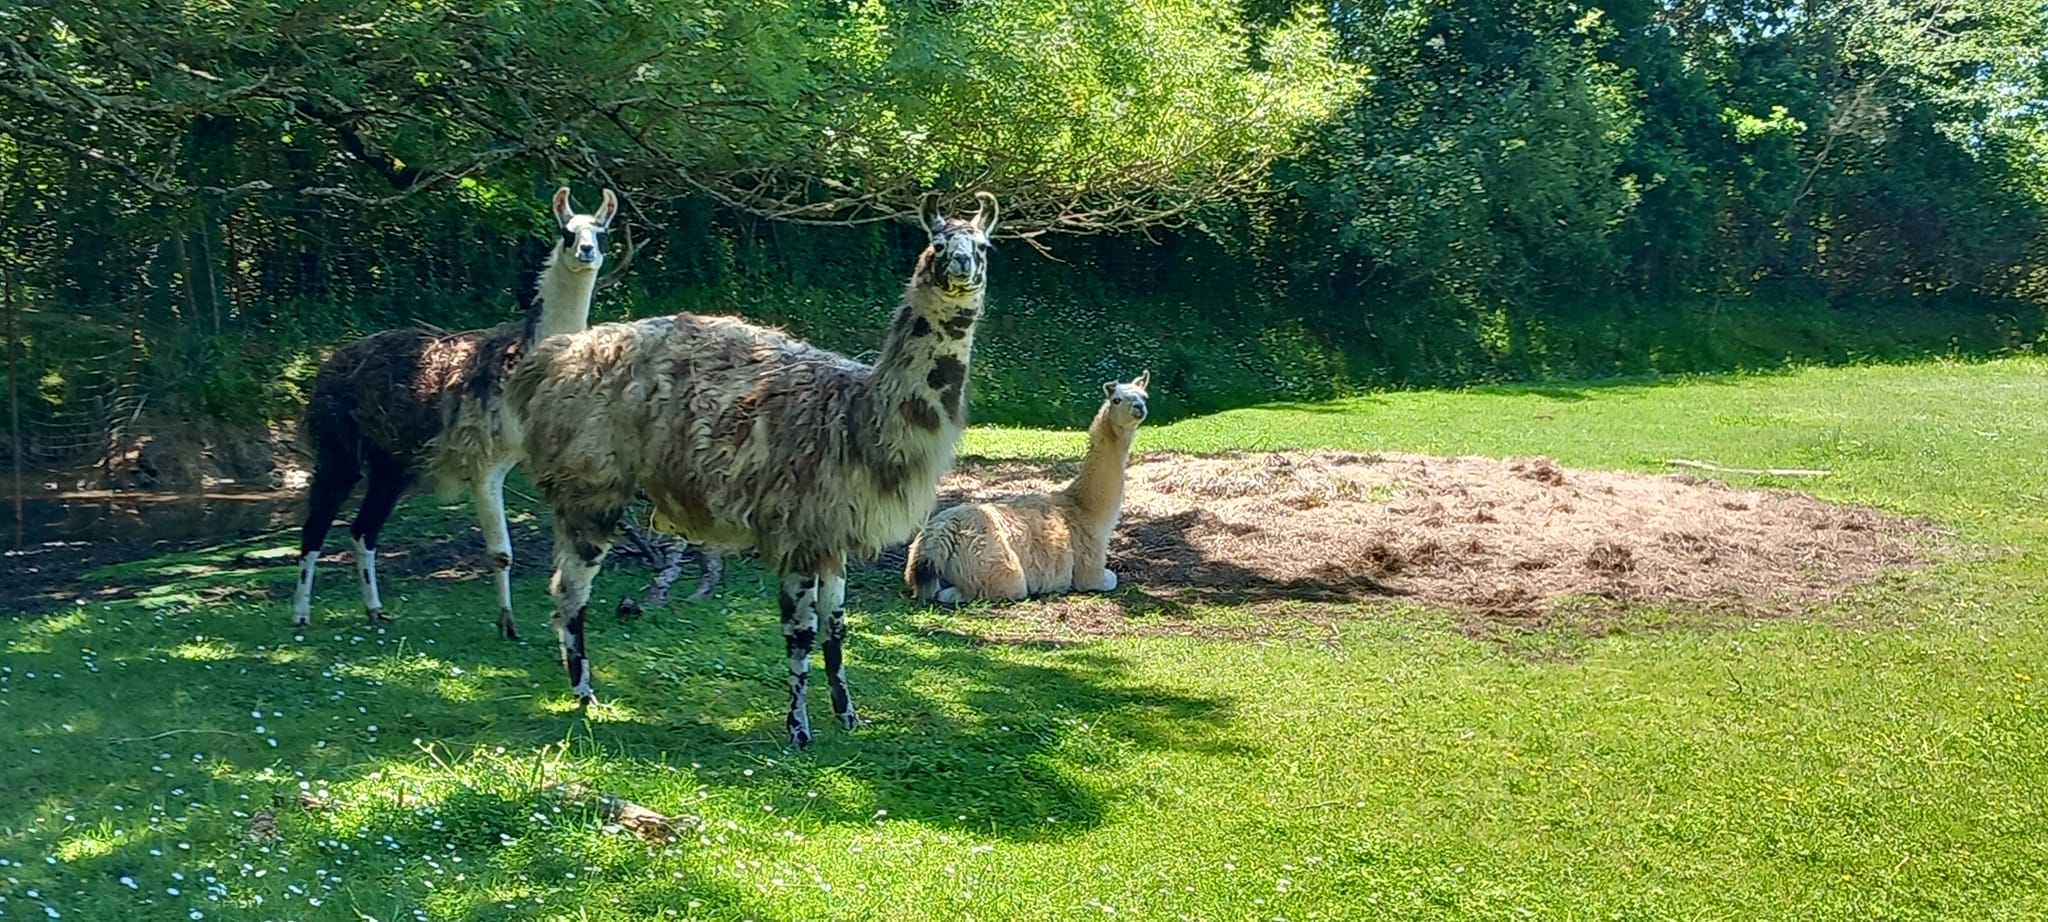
[{"x1": 1112, "y1": 398, "x2": 1122, "y2": 404}]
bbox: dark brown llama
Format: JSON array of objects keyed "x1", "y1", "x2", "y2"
[
  {"x1": 508, "y1": 191, "x2": 999, "y2": 746},
  {"x1": 290, "y1": 187, "x2": 620, "y2": 637}
]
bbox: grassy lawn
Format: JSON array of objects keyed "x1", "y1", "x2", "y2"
[{"x1": 5, "y1": 357, "x2": 2048, "y2": 920}]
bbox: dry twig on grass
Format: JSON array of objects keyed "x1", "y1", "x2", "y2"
[
  {"x1": 1665, "y1": 458, "x2": 1832, "y2": 478},
  {"x1": 549, "y1": 782, "x2": 705, "y2": 843}
]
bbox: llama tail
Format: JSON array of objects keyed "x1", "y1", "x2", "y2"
[{"x1": 904, "y1": 529, "x2": 947, "y2": 601}]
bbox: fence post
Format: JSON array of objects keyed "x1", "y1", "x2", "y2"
[{"x1": 5, "y1": 261, "x2": 21, "y2": 547}]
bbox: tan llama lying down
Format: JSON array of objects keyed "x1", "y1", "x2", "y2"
[{"x1": 906, "y1": 372, "x2": 1151, "y2": 603}]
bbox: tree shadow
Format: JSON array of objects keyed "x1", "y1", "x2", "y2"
[{"x1": 0, "y1": 530, "x2": 1243, "y2": 918}]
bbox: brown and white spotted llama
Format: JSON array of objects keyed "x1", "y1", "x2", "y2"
[
  {"x1": 905, "y1": 372, "x2": 1149, "y2": 603},
  {"x1": 290, "y1": 187, "x2": 620, "y2": 638},
  {"x1": 508, "y1": 191, "x2": 999, "y2": 746}
]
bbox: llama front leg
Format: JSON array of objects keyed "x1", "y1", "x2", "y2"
[
  {"x1": 475, "y1": 463, "x2": 520, "y2": 640},
  {"x1": 549, "y1": 532, "x2": 611, "y2": 707},
  {"x1": 819, "y1": 566, "x2": 857, "y2": 730},
  {"x1": 778, "y1": 571, "x2": 823, "y2": 747},
  {"x1": 1072, "y1": 545, "x2": 1118, "y2": 593}
]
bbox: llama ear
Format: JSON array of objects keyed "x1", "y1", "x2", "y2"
[
  {"x1": 1102, "y1": 381, "x2": 1117, "y2": 398},
  {"x1": 596, "y1": 189, "x2": 619, "y2": 227},
  {"x1": 1133, "y1": 370, "x2": 1151, "y2": 391},
  {"x1": 972, "y1": 191, "x2": 1000, "y2": 236},
  {"x1": 552, "y1": 187, "x2": 575, "y2": 228},
  {"x1": 919, "y1": 192, "x2": 945, "y2": 237}
]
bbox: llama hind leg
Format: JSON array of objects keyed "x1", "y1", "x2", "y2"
[
  {"x1": 685, "y1": 548, "x2": 724, "y2": 602},
  {"x1": 474, "y1": 462, "x2": 519, "y2": 640},
  {"x1": 293, "y1": 460, "x2": 360, "y2": 630},
  {"x1": 819, "y1": 566, "x2": 858, "y2": 730},
  {"x1": 777, "y1": 570, "x2": 825, "y2": 747},
  {"x1": 349, "y1": 452, "x2": 408, "y2": 624}
]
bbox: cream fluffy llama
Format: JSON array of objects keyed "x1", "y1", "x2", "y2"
[
  {"x1": 291, "y1": 187, "x2": 618, "y2": 637},
  {"x1": 905, "y1": 372, "x2": 1149, "y2": 603},
  {"x1": 508, "y1": 191, "x2": 999, "y2": 746}
]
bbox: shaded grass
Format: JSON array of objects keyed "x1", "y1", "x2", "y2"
[{"x1": 3, "y1": 357, "x2": 2048, "y2": 919}]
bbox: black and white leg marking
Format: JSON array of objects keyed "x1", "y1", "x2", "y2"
[
  {"x1": 779, "y1": 572, "x2": 821, "y2": 748},
  {"x1": 819, "y1": 570, "x2": 857, "y2": 730},
  {"x1": 352, "y1": 536, "x2": 388, "y2": 622},
  {"x1": 550, "y1": 546, "x2": 604, "y2": 706},
  {"x1": 291, "y1": 551, "x2": 320, "y2": 628}
]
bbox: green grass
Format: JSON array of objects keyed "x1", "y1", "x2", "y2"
[{"x1": 6, "y1": 357, "x2": 2048, "y2": 920}]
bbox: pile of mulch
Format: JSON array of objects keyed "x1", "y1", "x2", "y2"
[{"x1": 906, "y1": 450, "x2": 1942, "y2": 633}]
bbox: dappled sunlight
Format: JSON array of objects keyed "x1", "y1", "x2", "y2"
[
  {"x1": 167, "y1": 639, "x2": 239, "y2": 663},
  {"x1": 54, "y1": 831, "x2": 123, "y2": 863},
  {"x1": 9, "y1": 609, "x2": 88, "y2": 646}
]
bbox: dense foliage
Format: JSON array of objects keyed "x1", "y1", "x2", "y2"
[{"x1": 2, "y1": 0, "x2": 2045, "y2": 454}]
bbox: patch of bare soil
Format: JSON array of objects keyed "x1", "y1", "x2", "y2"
[{"x1": 909, "y1": 450, "x2": 1940, "y2": 637}]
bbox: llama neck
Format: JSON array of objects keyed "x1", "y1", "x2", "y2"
[
  {"x1": 1063, "y1": 411, "x2": 1138, "y2": 522},
  {"x1": 528, "y1": 252, "x2": 599, "y2": 342},
  {"x1": 869, "y1": 270, "x2": 983, "y2": 444}
]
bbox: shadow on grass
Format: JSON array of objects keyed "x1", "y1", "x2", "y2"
[{"x1": 0, "y1": 526, "x2": 1241, "y2": 917}]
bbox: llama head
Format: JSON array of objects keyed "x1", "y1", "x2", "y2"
[
  {"x1": 550, "y1": 187, "x2": 620, "y2": 273},
  {"x1": 1100, "y1": 370, "x2": 1151, "y2": 428},
  {"x1": 917, "y1": 191, "x2": 999, "y2": 298}
]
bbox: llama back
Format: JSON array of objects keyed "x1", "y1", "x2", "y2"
[{"x1": 304, "y1": 328, "x2": 454, "y2": 473}]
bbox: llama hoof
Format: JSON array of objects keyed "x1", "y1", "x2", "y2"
[
  {"x1": 498, "y1": 613, "x2": 521, "y2": 642},
  {"x1": 838, "y1": 711, "x2": 861, "y2": 731},
  {"x1": 1097, "y1": 570, "x2": 1118, "y2": 592},
  {"x1": 935, "y1": 587, "x2": 966, "y2": 606},
  {"x1": 366, "y1": 608, "x2": 393, "y2": 624},
  {"x1": 574, "y1": 690, "x2": 597, "y2": 709},
  {"x1": 615, "y1": 597, "x2": 643, "y2": 622},
  {"x1": 788, "y1": 727, "x2": 813, "y2": 749}
]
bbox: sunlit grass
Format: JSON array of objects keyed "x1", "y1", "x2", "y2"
[{"x1": 2, "y1": 357, "x2": 2047, "y2": 919}]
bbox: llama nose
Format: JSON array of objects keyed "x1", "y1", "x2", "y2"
[{"x1": 577, "y1": 245, "x2": 598, "y2": 262}]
